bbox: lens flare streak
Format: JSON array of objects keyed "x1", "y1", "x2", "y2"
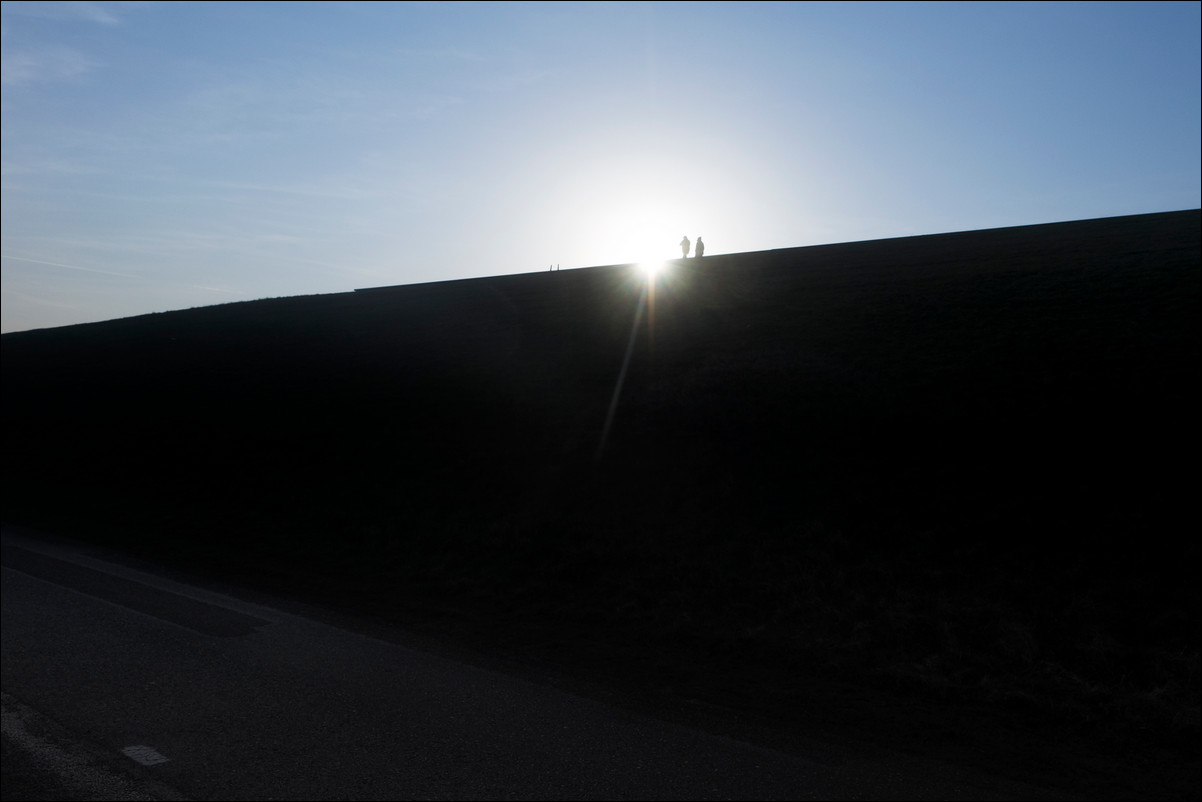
[{"x1": 595, "y1": 282, "x2": 649, "y2": 461}]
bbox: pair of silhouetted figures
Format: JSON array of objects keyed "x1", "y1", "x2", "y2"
[{"x1": 679, "y1": 236, "x2": 705, "y2": 259}]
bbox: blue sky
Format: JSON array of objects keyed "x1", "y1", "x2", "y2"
[{"x1": 2, "y1": 1, "x2": 1199, "y2": 333}]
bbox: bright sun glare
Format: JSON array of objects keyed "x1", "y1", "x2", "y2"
[
  {"x1": 640, "y1": 260, "x2": 667, "y2": 280},
  {"x1": 599, "y1": 199, "x2": 690, "y2": 267}
]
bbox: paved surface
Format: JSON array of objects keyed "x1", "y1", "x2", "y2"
[{"x1": 0, "y1": 525, "x2": 1083, "y2": 801}]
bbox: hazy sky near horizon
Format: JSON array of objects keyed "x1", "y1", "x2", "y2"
[{"x1": 2, "y1": 1, "x2": 1199, "y2": 333}]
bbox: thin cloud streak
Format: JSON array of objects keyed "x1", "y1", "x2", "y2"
[
  {"x1": 1, "y1": 253, "x2": 139, "y2": 278},
  {"x1": 0, "y1": 46, "x2": 99, "y2": 86},
  {"x1": 188, "y1": 284, "x2": 243, "y2": 296},
  {"x1": 2, "y1": 288, "x2": 81, "y2": 310},
  {"x1": 1, "y1": 1, "x2": 139, "y2": 26}
]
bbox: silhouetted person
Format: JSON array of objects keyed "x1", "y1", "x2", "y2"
[
  {"x1": 694, "y1": 236, "x2": 705, "y2": 258},
  {"x1": 680, "y1": 235, "x2": 691, "y2": 259}
]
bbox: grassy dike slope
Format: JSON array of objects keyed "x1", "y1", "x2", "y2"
[{"x1": 4, "y1": 210, "x2": 1199, "y2": 795}]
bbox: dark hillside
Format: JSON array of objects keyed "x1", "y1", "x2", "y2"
[{"x1": 3, "y1": 209, "x2": 1199, "y2": 797}]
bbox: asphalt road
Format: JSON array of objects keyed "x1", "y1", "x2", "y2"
[{"x1": 1, "y1": 524, "x2": 1076, "y2": 801}]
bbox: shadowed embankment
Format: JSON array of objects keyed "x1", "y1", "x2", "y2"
[{"x1": 3, "y1": 209, "x2": 1199, "y2": 796}]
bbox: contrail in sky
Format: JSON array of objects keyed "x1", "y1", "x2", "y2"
[{"x1": 1, "y1": 253, "x2": 139, "y2": 278}]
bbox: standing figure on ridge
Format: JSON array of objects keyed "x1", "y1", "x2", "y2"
[
  {"x1": 680, "y1": 235, "x2": 691, "y2": 259},
  {"x1": 694, "y1": 237, "x2": 705, "y2": 258}
]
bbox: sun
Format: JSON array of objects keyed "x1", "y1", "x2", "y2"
[
  {"x1": 640, "y1": 260, "x2": 668, "y2": 280},
  {"x1": 599, "y1": 199, "x2": 688, "y2": 266}
]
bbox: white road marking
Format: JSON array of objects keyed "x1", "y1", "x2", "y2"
[
  {"x1": 122, "y1": 745, "x2": 170, "y2": 766},
  {"x1": 2, "y1": 693, "x2": 186, "y2": 800}
]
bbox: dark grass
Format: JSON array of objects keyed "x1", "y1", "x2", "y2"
[{"x1": 4, "y1": 210, "x2": 1199, "y2": 795}]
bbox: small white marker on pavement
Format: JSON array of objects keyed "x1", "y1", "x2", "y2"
[{"x1": 122, "y1": 745, "x2": 170, "y2": 766}]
